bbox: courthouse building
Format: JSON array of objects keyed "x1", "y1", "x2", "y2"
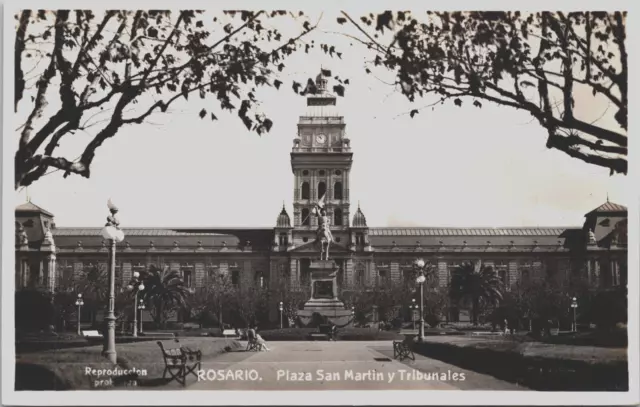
[{"x1": 15, "y1": 73, "x2": 628, "y2": 323}]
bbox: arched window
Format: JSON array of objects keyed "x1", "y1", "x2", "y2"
[
  {"x1": 301, "y1": 182, "x2": 310, "y2": 199},
  {"x1": 334, "y1": 182, "x2": 343, "y2": 199},
  {"x1": 278, "y1": 233, "x2": 288, "y2": 246},
  {"x1": 301, "y1": 208, "x2": 310, "y2": 226},
  {"x1": 334, "y1": 208, "x2": 343, "y2": 226},
  {"x1": 317, "y1": 182, "x2": 326, "y2": 199}
]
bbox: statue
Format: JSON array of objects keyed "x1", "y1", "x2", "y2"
[
  {"x1": 106, "y1": 198, "x2": 121, "y2": 229},
  {"x1": 15, "y1": 222, "x2": 29, "y2": 246},
  {"x1": 43, "y1": 226, "x2": 54, "y2": 246},
  {"x1": 313, "y1": 201, "x2": 334, "y2": 260},
  {"x1": 588, "y1": 228, "x2": 597, "y2": 245}
]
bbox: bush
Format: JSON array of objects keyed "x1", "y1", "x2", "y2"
[
  {"x1": 198, "y1": 310, "x2": 219, "y2": 328},
  {"x1": 258, "y1": 328, "x2": 403, "y2": 341},
  {"x1": 16, "y1": 289, "x2": 54, "y2": 332}
]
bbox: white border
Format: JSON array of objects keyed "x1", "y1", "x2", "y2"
[{"x1": 2, "y1": 0, "x2": 639, "y2": 405}]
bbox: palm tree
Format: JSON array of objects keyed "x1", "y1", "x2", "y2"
[
  {"x1": 77, "y1": 264, "x2": 109, "y2": 327},
  {"x1": 449, "y1": 261, "x2": 504, "y2": 325},
  {"x1": 140, "y1": 265, "x2": 189, "y2": 329}
]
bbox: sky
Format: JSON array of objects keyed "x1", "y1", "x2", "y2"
[{"x1": 12, "y1": 10, "x2": 629, "y2": 229}]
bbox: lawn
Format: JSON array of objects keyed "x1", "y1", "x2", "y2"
[{"x1": 15, "y1": 337, "x2": 241, "y2": 390}]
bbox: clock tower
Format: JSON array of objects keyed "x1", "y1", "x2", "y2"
[{"x1": 291, "y1": 71, "x2": 353, "y2": 236}]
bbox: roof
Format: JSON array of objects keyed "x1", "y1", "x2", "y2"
[
  {"x1": 15, "y1": 201, "x2": 54, "y2": 217},
  {"x1": 587, "y1": 201, "x2": 627, "y2": 215},
  {"x1": 368, "y1": 227, "x2": 576, "y2": 237},
  {"x1": 52, "y1": 228, "x2": 229, "y2": 237}
]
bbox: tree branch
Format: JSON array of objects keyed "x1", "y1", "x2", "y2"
[
  {"x1": 340, "y1": 12, "x2": 388, "y2": 54},
  {"x1": 15, "y1": 10, "x2": 31, "y2": 112}
]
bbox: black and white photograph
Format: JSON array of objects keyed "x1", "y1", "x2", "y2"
[{"x1": 2, "y1": 1, "x2": 638, "y2": 405}]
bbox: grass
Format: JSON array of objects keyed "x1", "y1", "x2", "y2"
[
  {"x1": 15, "y1": 337, "x2": 242, "y2": 390},
  {"x1": 414, "y1": 335, "x2": 628, "y2": 391},
  {"x1": 258, "y1": 327, "x2": 404, "y2": 341}
]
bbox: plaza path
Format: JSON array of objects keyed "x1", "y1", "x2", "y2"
[{"x1": 189, "y1": 341, "x2": 525, "y2": 390}]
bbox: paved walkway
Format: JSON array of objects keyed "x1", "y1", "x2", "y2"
[{"x1": 189, "y1": 341, "x2": 525, "y2": 390}]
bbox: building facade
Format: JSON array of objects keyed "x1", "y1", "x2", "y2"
[{"x1": 15, "y1": 73, "x2": 628, "y2": 324}]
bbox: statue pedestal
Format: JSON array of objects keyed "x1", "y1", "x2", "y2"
[{"x1": 297, "y1": 260, "x2": 352, "y2": 327}]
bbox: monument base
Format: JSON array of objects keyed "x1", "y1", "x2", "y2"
[{"x1": 297, "y1": 259, "x2": 353, "y2": 327}]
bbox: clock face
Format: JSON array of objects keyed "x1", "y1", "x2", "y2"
[{"x1": 316, "y1": 134, "x2": 327, "y2": 144}]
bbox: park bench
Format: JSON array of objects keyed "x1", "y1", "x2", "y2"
[
  {"x1": 157, "y1": 339, "x2": 202, "y2": 387},
  {"x1": 393, "y1": 334, "x2": 415, "y2": 361},
  {"x1": 82, "y1": 330, "x2": 103, "y2": 338},
  {"x1": 309, "y1": 324, "x2": 336, "y2": 341},
  {"x1": 222, "y1": 329, "x2": 238, "y2": 338}
]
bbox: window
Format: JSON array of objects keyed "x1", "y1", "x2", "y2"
[
  {"x1": 334, "y1": 182, "x2": 343, "y2": 199},
  {"x1": 334, "y1": 208, "x2": 343, "y2": 226},
  {"x1": 279, "y1": 233, "x2": 288, "y2": 246},
  {"x1": 301, "y1": 208, "x2": 310, "y2": 226},
  {"x1": 498, "y1": 270, "x2": 507, "y2": 285},
  {"x1": 355, "y1": 233, "x2": 364, "y2": 245},
  {"x1": 183, "y1": 268, "x2": 193, "y2": 288},
  {"x1": 355, "y1": 263, "x2": 365, "y2": 285},
  {"x1": 378, "y1": 269, "x2": 388, "y2": 284},
  {"x1": 255, "y1": 271, "x2": 265, "y2": 288},
  {"x1": 302, "y1": 237, "x2": 309, "y2": 242},
  {"x1": 318, "y1": 182, "x2": 326, "y2": 199},
  {"x1": 279, "y1": 263, "x2": 289, "y2": 282},
  {"x1": 335, "y1": 237, "x2": 341, "y2": 243},
  {"x1": 301, "y1": 182, "x2": 310, "y2": 199},
  {"x1": 207, "y1": 267, "x2": 219, "y2": 281},
  {"x1": 300, "y1": 259, "x2": 311, "y2": 285},
  {"x1": 599, "y1": 218, "x2": 610, "y2": 227},
  {"x1": 494, "y1": 261, "x2": 508, "y2": 286},
  {"x1": 402, "y1": 268, "x2": 413, "y2": 282}
]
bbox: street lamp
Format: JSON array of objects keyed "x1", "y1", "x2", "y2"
[
  {"x1": 571, "y1": 297, "x2": 578, "y2": 332},
  {"x1": 411, "y1": 298, "x2": 419, "y2": 331},
  {"x1": 100, "y1": 199, "x2": 125, "y2": 364},
  {"x1": 75, "y1": 294, "x2": 84, "y2": 335},
  {"x1": 138, "y1": 299, "x2": 146, "y2": 335},
  {"x1": 414, "y1": 258, "x2": 427, "y2": 342},
  {"x1": 128, "y1": 272, "x2": 145, "y2": 337},
  {"x1": 278, "y1": 301, "x2": 284, "y2": 329}
]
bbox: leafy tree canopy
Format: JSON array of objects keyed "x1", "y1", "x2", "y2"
[
  {"x1": 340, "y1": 11, "x2": 627, "y2": 174},
  {"x1": 14, "y1": 10, "x2": 333, "y2": 189}
]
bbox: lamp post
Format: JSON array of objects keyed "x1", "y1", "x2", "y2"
[
  {"x1": 100, "y1": 199, "x2": 125, "y2": 364},
  {"x1": 75, "y1": 294, "x2": 84, "y2": 335},
  {"x1": 127, "y1": 271, "x2": 145, "y2": 338},
  {"x1": 411, "y1": 298, "x2": 418, "y2": 331},
  {"x1": 571, "y1": 297, "x2": 578, "y2": 332},
  {"x1": 138, "y1": 299, "x2": 146, "y2": 334},
  {"x1": 278, "y1": 301, "x2": 284, "y2": 329},
  {"x1": 414, "y1": 258, "x2": 427, "y2": 342}
]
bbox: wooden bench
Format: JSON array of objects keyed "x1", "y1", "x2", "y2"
[
  {"x1": 393, "y1": 335, "x2": 415, "y2": 361},
  {"x1": 157, "y1": 339, "x2": 202, "y2": 386}
]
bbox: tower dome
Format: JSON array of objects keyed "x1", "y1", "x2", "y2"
[
  {"x1": 276, "y1": 205, "x2": 291, "y2": 228},
  {"x1": 352, "y1": 204, "x2": 367, "y2": 228}
]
